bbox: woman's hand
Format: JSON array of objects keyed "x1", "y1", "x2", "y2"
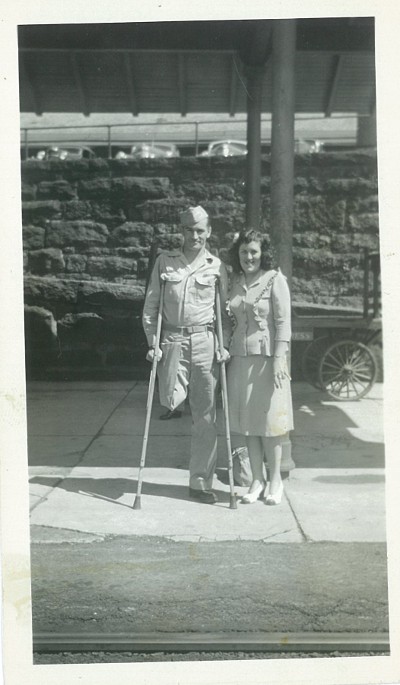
[
  {"x1": 216, "y1": 348, "x2": 231, "y2": 363},
  {"x1": 146, "y1": 347, "x2": 163, "y2": 363},
  {"x1": 273, "y1": 356, "x2": 290, "y2": 389}
]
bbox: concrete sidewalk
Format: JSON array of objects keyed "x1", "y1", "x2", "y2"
[{"x1": 27, "y1": 381, "x2": 386, "y2": 544}]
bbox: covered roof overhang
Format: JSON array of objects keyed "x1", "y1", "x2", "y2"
[{"x1": 18, "y1": 18, "x2": 375, "y2": 116}]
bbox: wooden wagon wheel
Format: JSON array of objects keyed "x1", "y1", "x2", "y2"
[
  {"x1": 318, "y1": 339, "x2": 377, "y2": 401},
  {"x1": 301, "y1": 336, "x2": 330, "y2": 388}
]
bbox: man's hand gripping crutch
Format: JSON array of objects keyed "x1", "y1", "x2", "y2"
[
  {"x1": 133, "y1": 281, "x2": 165, "y2": 510},
  {"x1": 215, "y1": 281, "x2": 237, "y2": 510}
]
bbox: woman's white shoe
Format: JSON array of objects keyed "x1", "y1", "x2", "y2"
[
  {"x1": 241, "y1": 482, "x2": 265, "y2": 504},
  {"x1": 264, "y1": 481, "x2": 284, "y2": 505}
]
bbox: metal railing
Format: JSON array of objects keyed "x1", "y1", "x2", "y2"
[{"x1": 20, "y1": 115, "x2": 359, "y2": 159}]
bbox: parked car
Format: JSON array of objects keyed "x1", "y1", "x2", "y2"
[
  {"x1": 199, "y1": 140, "x2": 247, "y2": 157},
  {"x1": 35, "y1": 146, "x2": 96, "y2": 161},
  {"x1": 115, "y1": 143, "x2": 180, "y2": 160},
  {"x1": 295, "y1": 139, "x2": 325, "y2": 153}
]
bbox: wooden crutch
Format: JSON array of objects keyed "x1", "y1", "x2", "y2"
[
  {"x1": 215, "y1": 282, "x2": 237, "y2": 510},
  {"x1": 133, "y1": 281, "x2": 165, "y2": 510}
]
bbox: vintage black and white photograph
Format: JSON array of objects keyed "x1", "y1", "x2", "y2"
[{"x1": 2, "y1": 2, "x2": 400, "y2": 684}]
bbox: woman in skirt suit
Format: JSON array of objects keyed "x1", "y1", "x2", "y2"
[{"x1": 226, "y1": 229, "x2": 293, "y2": 505}]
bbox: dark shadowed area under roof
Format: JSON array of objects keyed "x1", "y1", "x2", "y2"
[{"x1": 18, "y1": 18, "x2": 376, "y2": 116}]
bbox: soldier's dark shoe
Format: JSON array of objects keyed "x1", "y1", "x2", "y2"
[
  {"x1": 189, "y1": 488, "x2": 218, "y2": 504},
  {"x1": 159, "y1": 409, "x2": 183, "y2": 420}
]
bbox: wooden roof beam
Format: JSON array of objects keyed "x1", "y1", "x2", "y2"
[
  {"x1": 70, "y1": 52, "x2": 90, "y2": 116},
  {"x1": 178, "y1": 54, "x2": 187, "y2": 117},
  {"x1": 325, "y1": 54, "x2": 343, "y2": 117},
  {"x1": 123, "y1": 52, "x2": 139, "y2": 116},
  {"x1": 19, "y1": 53, "x2": 42, "y2": 115},
  {"x1": 240, "y1": 22, "x2": 272, "y2": 66}
]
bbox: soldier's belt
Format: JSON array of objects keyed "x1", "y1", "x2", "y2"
[{"x1": 163, "y1": 323, "x2": 214, "y2": 335}]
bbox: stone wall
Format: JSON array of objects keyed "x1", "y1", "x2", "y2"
[{"x1": 21, "y1": 152, "x2": 380, "y2": 378}]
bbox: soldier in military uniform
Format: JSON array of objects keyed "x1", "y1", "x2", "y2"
[{"x1": 142, "y1": 206, "x2": 230, "y2": 504}]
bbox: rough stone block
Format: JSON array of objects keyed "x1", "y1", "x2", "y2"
[
  {"x1": 37, "y1": 180, "x2": 77, "y2": 201},
  {"x1": 137, "y1": 198, "x2": 188, "y2": 223},
  {"x1": 177, "y1": 181, "x2": 208, "y2": 203},
  {"x1": 28, "y1": 248, "x2": 65, "y2": 275},
  {"x1": 62, "y1": 200, "x2": 93, "y2": 220},
  {"x1": 218, "y1": 248, "x2": 230, "y2": 265},
  {"x1": 77, "y1": 280, "x2": 145, "y2": 307},
  {"x1": 86, "y1": 247, "x2": 111, "y2": 255},
  {"x1": 65, "y1": 254, "x2": 88, "y2": 273},
  {"x1": 293, "y1": 232, "x2": 331, "y2": 249},
  {"x1": 351, "y1": 233, "x2": 380, "y2": 250},
  {"x1": 22, "y1": 200, "x2": 62, "y2": 224},
  {"x1": 153, "y1": 223, "x2": 170, "y2": 237},
  {"x1": 293, "y1": 196, "x2": 346, "y2": 233},
  {"x1": 293, "y1": 247, "x2": 361, "y2": 277},
  {"x1": 212, "y1": 216, "x2": 242, "y2": 237},
  {"x1": 113, "y1": 246, "x2": 149, "y2": 258},
  {"x1": 330, "y1": 235, "x2": 353, "y2": 252},
  {"x1": 156, "y1": 233, "x2": 183, "y2": 251},
  {"x1": 87, "y1": 255, "x2": 136, "y2": 278},
  {"x1": 325, "y1": 178, "x2": 378, "y2": 196},
  {"x1": 348, "y1": 212, "x2": 379, "y2": 233},
  {"x1": 92, "y1": 205, "x2": 127, "y2": 229},
  {"x1": 357, "y1": 195, "x2": 379, "y2": 213},
  {"x1": 23, "y1": 158, "x2": 110, "y2": 184},
  {"x1": 137, "y1": 257, "x2": 149, "y2": 278},
  {"x1": 24, "y1": 276, "x2": 79, "y2": 305},
  {"x1": 23, "y1": 225, "x2": 45, "y2": 250},
  {"x1": 293, "y1": 177, "x2": 309, "y2": 193},
  {"x1": 46, "y1": 220, "x2": 109, "y2": 248},
  {"x1": 202, "y1": 199, "x2": 245, "y2": 219},
  {"x1": 21, "y1": 183, "x2": 37, "y2": 201},
  {"x1": 78, "y1": 178, "x2": 112, "y2": 200},
  {"x1": 110, "y1": 221, "x2": 153, "y2": 247},
  {"x1": 110, "y1": 158, "x2": 177, "y2": 178},
  {"x1": 111, "y1": 177, "x2": 170, "y2": 201}
]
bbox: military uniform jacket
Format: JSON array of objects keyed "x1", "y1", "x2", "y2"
[
  {"x1": 142, "y1": 249, "x2": 230, "y2": 347},
  {"x1": 228, "y1": 269, "x2": 291, "y2": 357}
]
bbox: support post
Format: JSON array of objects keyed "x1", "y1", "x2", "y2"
[
  {"x1": 357, "y1": 114, "x2": 377, "y2": 148},
  {"x1": 270, "y1": 19, "x2": 296, "y2": 288},
  {"x1": 245, "y1": 65, "x2": 264, "y2": 229},
  {"x1": 270, "y1": 19, "x2": 296, "y2": 475}
]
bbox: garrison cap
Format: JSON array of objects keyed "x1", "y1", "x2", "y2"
[{"x1": 180, "y1": 205, "x2": 209, "y2": 227}]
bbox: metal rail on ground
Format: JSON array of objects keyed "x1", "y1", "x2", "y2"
[{"x1": 33, "y1": 632, "x2": 390, "y2": 654}]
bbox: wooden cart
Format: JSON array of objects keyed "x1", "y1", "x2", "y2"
[{"x1": 292, "y1": 251, "x2": 381, "y2": 401}]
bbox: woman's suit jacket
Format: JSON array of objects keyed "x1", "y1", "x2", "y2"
[{"x1": 227, "y1": 269, "x2": 291, "y2": 357}]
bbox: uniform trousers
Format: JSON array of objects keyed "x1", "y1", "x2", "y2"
[{"x1": 157, "y1": 329, "x2": 218, "y2": 491}]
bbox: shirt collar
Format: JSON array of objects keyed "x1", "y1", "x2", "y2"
[
  {"x1": 238, "y1": 269, "x2": 275, "y2": 290},
  {"x1": 181, "y1": 248, "x2": 217, "y2": 270}
]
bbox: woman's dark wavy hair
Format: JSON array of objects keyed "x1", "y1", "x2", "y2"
[{"x1": 228, "y1": 229, "x2": 276, "y2": 274}]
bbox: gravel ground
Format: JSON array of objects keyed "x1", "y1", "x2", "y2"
[
  {"x1": 34, "y1": 650, "x2": 389, "y2": 664},
  {"x1": 31, "y1": 537, "x2": 389, "y2": 634}
]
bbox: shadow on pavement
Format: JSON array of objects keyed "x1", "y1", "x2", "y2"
[
  {"x1": 313, "y1": 473, "x2": 385, "y2": 484},
  {"x1": 29, "y1": 475, "x2": 234, "y2": 506}
]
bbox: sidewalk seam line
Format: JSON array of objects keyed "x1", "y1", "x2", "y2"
[
  {"x1": 284, "y1": 492, "x2": 312, "y2": 543},
  {"x1": 75, "y1": 382, "x2": 138, "y2": 462},
  {"x1": 29, "y1": 383, "x2": 137, "y2": 513}
]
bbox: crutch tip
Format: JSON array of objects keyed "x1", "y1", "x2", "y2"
[
  {"x1": 229, "y1": 495, "x2": 238, "y2": 510},
  {"x1": 133, "y1": 496, "x2": 141, "y2": 510}
]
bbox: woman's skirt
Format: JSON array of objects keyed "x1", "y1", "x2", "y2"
[{"x1": 226, "y1": 355, "x2": 294, "y2": 437}]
